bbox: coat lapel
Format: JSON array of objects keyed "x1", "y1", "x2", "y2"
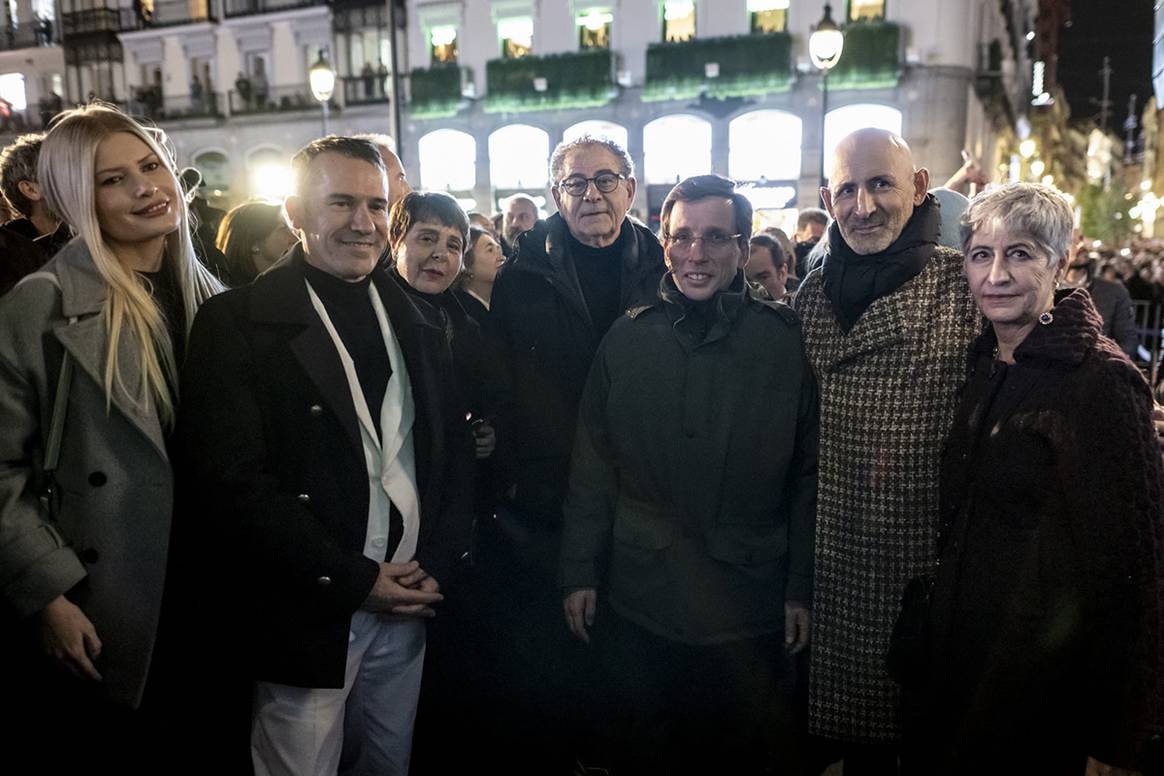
[
  {"x1": 252, "y1": 249, "x2": 363, "y2": 454},
  {"x1": 371, "y1": 270, "x2": 444, "y2": 501},
  {"x1": 51, "y1": 241, "x2": 169, "y2": 460}
]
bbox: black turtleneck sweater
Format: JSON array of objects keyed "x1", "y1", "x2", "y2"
[
  {"x1": 302, "y1": 260, "x2": 391, "y2": 438},
  {"x1": 139, "y1": 262, "x2": 187, "y2": 368},
  {"x1": 569, "y1": 225, "x2": 625, "y2": 337}
]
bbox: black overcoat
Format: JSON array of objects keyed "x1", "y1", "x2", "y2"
[
  {"x1": 175, "y1": 248, "x2": 472, "y2": 688},
  {"x1": 916, "y1": 289, "x2": 1164, "y2": 771}
]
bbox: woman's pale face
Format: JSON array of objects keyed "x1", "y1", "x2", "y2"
[
  {"x1": 394, "y1": 220, "x2": 465, "y2": 294},
  {"x1": 254, "y1": 222, "x2": 296, "y2": 272},
  {"x1": 94, "y1": 131, "x2": 180, "y2": 250},
  {"x1": 468, "y1": 233, "x2": 504, "y2": 284},
  {"x1": 965, "y1": 220, "x2": 1064, "y2": 329}
]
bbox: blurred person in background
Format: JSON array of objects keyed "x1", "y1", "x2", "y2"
[
  {"x1": 454, "y1": 224, "x2": 505, "y2": 323},
  {"x1": 214, "y1": 201, "x2": 297, "y2": 287}
]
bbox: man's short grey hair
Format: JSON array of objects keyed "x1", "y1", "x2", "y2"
[
  {"x1": 352, "y1": 132, "x2": 397, "y2": 155},
  {"x1": 959, "y1": 182, "x2": 1073, "y2": 265},
  {"x1": 549, "y1": 135, "x2": 634, "y2": 184},
  {"x1": 503, "y1": 193, "x2": 537, "y2": 213}
]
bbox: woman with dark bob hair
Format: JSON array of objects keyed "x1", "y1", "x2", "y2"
[
  {"x1": 386, "y1": 190, "x2": 508, "y2": 770},
  {"x1": 214, "y1": 200, "x2": 296, "y2": 286},
  {"x1": 908, "y1": 182, "x2": 1163, "y2": 774}
]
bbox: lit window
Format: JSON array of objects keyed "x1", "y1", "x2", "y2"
[
  {"x1": 430, "y1": 25, "x2": 459, "y2": 65},
  {"x1": 823, "y1": 104, "x2": 903, "y2": 172},
  {"x1": 0, "y1": 73, "x2": 27, "y2": 111},
  {"x1": 749, "y1": 0, "x2": 789, "y2": 33},
  {"x1": 729, "y1": 110, "x2": 802, "y2": 182},
  {"x1": 848, "y1": 0, "x2": 885, "y2": 22},
  {"x1": 489, "y1": 124, "x2": 550, "y2": 189},
  {"x1": 499, "y1": 17, "x2": 533, "y2": 59},
  {"x1": 643, "y1": 114, "x2": 711, "y2": 185},
  {"x1": 419, "y1": 129, "x2": 476, "y2": 192},
  {"x1": 563, "y1": 120, "x2": 629, "y2": 151},
  {"x1": 576, "y1": 9, "x2": 613, "y2": 49},
  {"x1": 662, "y1": 0, "x2": 695, "y2": 42}
]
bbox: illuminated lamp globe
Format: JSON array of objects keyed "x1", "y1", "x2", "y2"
[{"x1": 809, "y1": 4, "x2": 844, "y2": 72}]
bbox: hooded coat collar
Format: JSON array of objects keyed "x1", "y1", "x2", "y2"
[{"x1": 972, "y1": 287, "x2": 1104, "y2": 368}]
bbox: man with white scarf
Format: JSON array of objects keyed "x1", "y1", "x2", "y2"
[{"x1": 177, "y1": 136, "x2": 470, "y2": 776}]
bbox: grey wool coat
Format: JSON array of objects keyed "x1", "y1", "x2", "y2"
[
  {"x1": 0, "y1": 239, "x2": 176, "y2": 709},
  {"x1": 795, "y1": 246, "x2": 981, "y2": 742}
]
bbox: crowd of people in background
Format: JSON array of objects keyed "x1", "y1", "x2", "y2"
[{"x1": 0, "y1": 101, "x2": 1161, "y2": 776}]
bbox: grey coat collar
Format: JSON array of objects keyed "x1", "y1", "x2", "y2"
[{"x1": 45, "y1": 238, "x2": 169, "y2": 460}]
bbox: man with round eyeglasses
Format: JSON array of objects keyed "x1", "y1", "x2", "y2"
[
  {"x1": 560, "y1": 174, "x2": 818, "y2": 773},
  {"x1": 486, "y1": 135, "x2": 665, "y2": 772}
]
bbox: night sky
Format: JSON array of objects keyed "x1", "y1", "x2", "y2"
[{"x1": 1058, "y1": 0, "x2": 1154, "y2": 135}]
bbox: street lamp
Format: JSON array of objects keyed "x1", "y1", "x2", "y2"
[
  {"x1": 810, "y1": 4, "x2": 844, "y2": 198},
  {"x1": 309, "y1": 47, "x2": 336, "y2": 137}
]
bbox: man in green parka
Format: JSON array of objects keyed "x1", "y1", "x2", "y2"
[{"x1": 559, "y1": 174, "x2": 819, "y2": 773}]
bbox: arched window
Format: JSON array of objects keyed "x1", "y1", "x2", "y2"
[
  {"x1": 562, "y1": 120, "x2": 629, "y2": 151},
  {"x1": 192, "y1": 149, "x2": 230, "y2": 193},
  {"x1": 728, "y1": 110, "x2": 802, "y2": 182},
  {"x1": 246, "y1": 146, "x2": 290, "y2": 202},
  {"x1": 418, "y1": 128, "x2": 477, "y2": 192},
  {"x1": 823, "y1": 104, "x2": 903, "y2": 173},
  {"x1": 642, "y1": 114, "x2": 711, "y2": 185},
  {"x1": 488, "y1": 124, "x2": 550, "y2": 189}
]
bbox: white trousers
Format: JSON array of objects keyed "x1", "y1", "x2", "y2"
[{"x1": 251, "y1": 612, "x2": 426, "y2": 776}]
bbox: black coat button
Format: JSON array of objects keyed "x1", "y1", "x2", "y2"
[
  {"x1": 88, "y1": 471, "x2": 107, "y2": 487},
  {"x1": 80, "y1": 548, "x2": 99, "y2": 564}
]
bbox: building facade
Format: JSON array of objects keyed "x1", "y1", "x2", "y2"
[
  {"x1": 401, "y1": 0, "x2": 1038, "y2": 228},
  {"x1": 0, "y1": 0, "x2": 1038, "y2": 221}
]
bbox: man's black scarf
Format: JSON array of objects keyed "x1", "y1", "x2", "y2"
[{"x1": 822, "y1": 193, "x2": 940, "y2": 333}]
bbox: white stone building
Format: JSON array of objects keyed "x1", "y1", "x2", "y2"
[
  {"x1": 0, "y1": 0, "x2": 1038, "y2": 221},
  {"x1": 402, "y1": 0, "x2": 1037, "y2": 228}
]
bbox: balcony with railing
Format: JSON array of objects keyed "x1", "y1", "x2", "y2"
[
  {"x1": 485, "y1": 49, "x2": 615, "y2": 113},
  {"x1": 62, "y1": 8, "x2": 121, "y2": 37},
  {"x1": 129, "y1": 86, "x2": 222, "y2": 120},
  {"x1": 827, "y1": 20, "x2": 902, "y2": 89},
  {"x1": 121, "y1": 0, "x2": 216, "y2": 30},
  {"x1": 342, "y1": 73, "x2": 389, "y2": 105},
  {"x1": 0, "y1": 20, "x2": 59, "y2": 50},
  {"x1": 643, "y1": 32, "x2": 793, "y2": 102},
  {"x1": 407, "y1": 64, "x2": 464, "y2": 119},
  {"x1": 228, "y1": 83, "x2": 332, "y2": 115},
  {"x1": 223, "y1": 0, "x2": 321, "y2": 18}
]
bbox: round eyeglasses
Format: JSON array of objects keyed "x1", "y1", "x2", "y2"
[{"x1": 557, "y1": 172, "x2": 626, "y2": 197}]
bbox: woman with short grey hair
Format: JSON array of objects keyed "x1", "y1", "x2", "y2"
[{"x1": 907, "y1": 182, "x2": 1164, "y2": 773}]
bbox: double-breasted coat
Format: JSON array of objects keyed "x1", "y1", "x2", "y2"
[
  {"x1": 0, "y1": 239, "x2": 175, "y2": 708},
  {"x1": 175, "y1": 249, "x2": 472, "y2": 689}
]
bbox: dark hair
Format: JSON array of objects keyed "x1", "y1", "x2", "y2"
[
  {"x1": 0, "y1": 133, "x2": 44, "y2": 218},
  {"x1": 290, "y1": 135, "x2": 384, "y2": 197},
  {"x1": 215, "y1": 201, "x2": 287, "y2": 286},
  {"x1": 749, "y1": 233, "x2": 787, "y2": 270},
  {"x1": 454, "y1": 225, "x2": 495, "y2": 289},
  {"x1": 388, "y1": 190, "x2": 470, "y2": 250},
  {"x1": 659, "y1": 174, "x2": 752, "y2": 243},
  {"x1": 796, "y1": 207, "x2": 829, "y2": 231}
]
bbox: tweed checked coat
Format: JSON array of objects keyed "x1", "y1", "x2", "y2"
[{"x1": 795, "y1": 245, "x2": 981, "y2": 742}]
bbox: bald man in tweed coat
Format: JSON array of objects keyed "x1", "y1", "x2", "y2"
[{"x1": 794, "y1": 129, "x2": 981, "y2": 771}]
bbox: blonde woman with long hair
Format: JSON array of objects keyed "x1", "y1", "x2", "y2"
[{"x1": 0, "y1": 103, "x2": 221, "y2": 768}]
